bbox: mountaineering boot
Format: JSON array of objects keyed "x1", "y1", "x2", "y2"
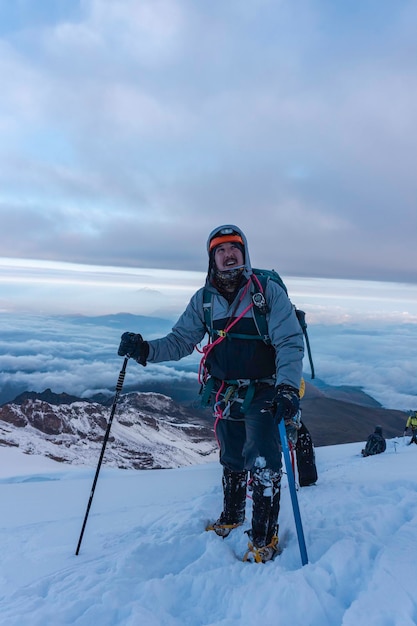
[
  {"x1": 243, "y1": 467, "x2": 281, "y2": 560},
  {"x1": 207, "y1": 467, "x2": 247, "y2": 537}
]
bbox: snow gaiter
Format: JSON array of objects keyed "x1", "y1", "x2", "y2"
[
  {"x1": 250, "y1": 468, "x2": 281, "y2": 546},
  {"x1": 220, "y1": 467, "x2": 248, "y2": 524}
]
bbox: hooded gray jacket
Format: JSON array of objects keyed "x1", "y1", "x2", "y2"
[{"x1": 147, "y1": 225, "x2": 304, "y2": 389}]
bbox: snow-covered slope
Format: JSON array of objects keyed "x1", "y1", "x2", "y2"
[
  {"x1": 0, "y1": 438, "x2": 416, "y2": 625},
  {"x1": 0, "y1": 392, "x2": 217, "y2": 469}
]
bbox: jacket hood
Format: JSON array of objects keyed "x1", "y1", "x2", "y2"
[{"x1": 206, "y1": 224, "x2": 253, "y2": 280}]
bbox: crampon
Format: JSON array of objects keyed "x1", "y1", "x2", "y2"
[
  {"x1": 205, "y1": 521, "x2": 243, "y2": 538},
  {"x1": 242, "y1": 535, "x2": 280, "y2": 563}
]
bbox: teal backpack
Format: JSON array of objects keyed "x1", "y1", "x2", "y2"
[{"x1": 203, "y1": 268, "x2": 315, "y2": 379}]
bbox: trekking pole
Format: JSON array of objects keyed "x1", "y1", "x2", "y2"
[
  {"x1": 279, "y1": 419, "x2": 308, "y2": 566},
  {"x1": 75, "y1": 357, "x2": 129, "y2": 555}
]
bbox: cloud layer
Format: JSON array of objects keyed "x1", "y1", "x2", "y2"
[
  {"x1": 0, "y1": 0, "x2": 416, "y2": 281},
  {"x1": 1, "y1": 305, "x2": 416, "y2": 411}
]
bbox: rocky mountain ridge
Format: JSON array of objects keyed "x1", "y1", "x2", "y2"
[{"x1": 0, "y1": 391, "x2": 217, "y2": 470}]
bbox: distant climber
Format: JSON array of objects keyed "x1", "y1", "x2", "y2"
[
  {"x1": 404, "y1": 411, "x2": 417, "y2": 445},
  {"x1": 361, "y1": 425, "x2": 386, "y2": 457}
]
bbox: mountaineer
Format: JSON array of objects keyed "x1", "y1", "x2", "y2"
[{"x1": 118, "y1": 225, "x2": 304, "y2": 562}]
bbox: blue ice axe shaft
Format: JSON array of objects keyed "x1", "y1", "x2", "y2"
[{"x1": 279, "y1": 419, "x2": 309, "y2": 565}]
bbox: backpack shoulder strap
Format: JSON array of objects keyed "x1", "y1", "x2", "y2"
[
  {"x1": 250, "y1": 268, "x2": 289, "y2": 341},
  {"x1": 203, "y1": 288, "x2": 213, "y2": 335},
  {"x1": 252, "y1": 268, "x2": 288, "y2": 294},
  {"x1": 251, "y1": 269, "x2": 316, "y2": 379},
  {"x1": 250, "y1": 271, "x2": 270, "y2": 341}
]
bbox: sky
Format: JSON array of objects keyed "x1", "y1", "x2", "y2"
[
  {"x1": 1, "y1": 440, "x2": 417, "y2": 625},
  {"x1": 0, "y1": 0, "x2": 417, "y2": 282}
]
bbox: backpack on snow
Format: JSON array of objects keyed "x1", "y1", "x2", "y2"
[
  {"x1": 362, "y1": 434, "x2": 386, "y2": 457},
  {"x1": 203, "y1": 268, "x2": 315, "y2": 379},
  {"x1": 295, "y1": 421, "x2": 318, "y2": 486}
]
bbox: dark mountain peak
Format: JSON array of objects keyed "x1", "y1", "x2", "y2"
[
  {"x1": 306, "y1": 379, "x2": 382, "y2": 408},
  {"x1": 11, "y1": 389, "x2": 87, "y2": 406}
]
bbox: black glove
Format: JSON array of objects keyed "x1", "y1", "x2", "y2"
[
  {"x1": 273, "y1": 384, "x2": 300, "y2": 423},
  {"x1": 285, "y1": 411, "x2": 302, "y2": 445},
  {"x1": 118, "y1": 332, "x2": 149, "y2": 366}
]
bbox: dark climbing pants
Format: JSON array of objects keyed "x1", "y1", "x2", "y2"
[
  {"x1": 214, "y1": 384, "x2": 282, "y2": 545},
  {"x1": 215, "y1": 384, "x2": 282, "y2": 473}
]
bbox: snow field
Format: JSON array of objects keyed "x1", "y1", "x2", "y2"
[{"x1": 0, "y1": 439, "x2": 417, "y2": 625}]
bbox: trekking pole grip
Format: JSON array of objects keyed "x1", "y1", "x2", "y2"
[{"x1": 115, "y1": 362, "x2": 127, "y2": 392}]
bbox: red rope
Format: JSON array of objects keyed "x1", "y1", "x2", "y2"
[{"x1": 197, "y1": 279, "x2": 254, "y2": 385}]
